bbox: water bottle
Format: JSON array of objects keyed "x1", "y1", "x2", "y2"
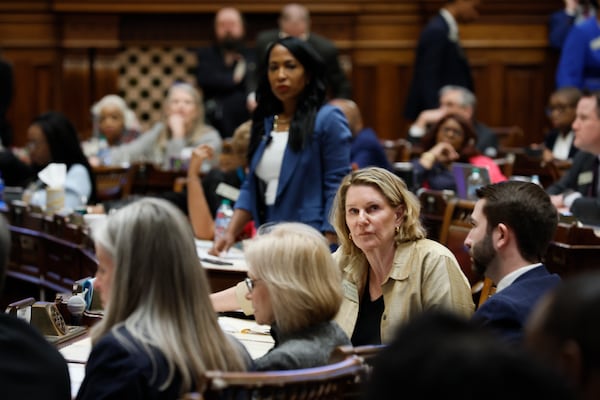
[
  {"x1": 214, "y1": 199, "x2": 233, "y2": 241},
  {"x1": 0, "y1": 172, "x2": 5, "y2": 210},
  {"x1": 467, "y1": 168, "x2": 484, "y2": 200},
  {"x1": 530, "y1": 174, "x2": 542, "y2": 187}
]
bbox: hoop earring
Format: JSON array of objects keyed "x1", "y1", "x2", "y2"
[{"x1": 395, "y1": 226, "x2": 400, "y2": 234}]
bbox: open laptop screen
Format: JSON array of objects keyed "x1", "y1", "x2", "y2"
[{"x1": 451, "y1": 163, "x2": 491, "y2": 200}]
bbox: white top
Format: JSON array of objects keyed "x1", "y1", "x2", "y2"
[
  {"x1": 552, "y1": 130, "x2": 575, "y2": 161},
  {"x1": 255, "y1": 130, "x2": 289, "y2": 205}
]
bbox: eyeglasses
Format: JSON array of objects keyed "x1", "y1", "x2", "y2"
[
  {"x1": 245, "y1": 277, "x2": 262, "y2": 293},
  {"x1": 545, "y1": 104, "x2": 574, "y2": 116}
]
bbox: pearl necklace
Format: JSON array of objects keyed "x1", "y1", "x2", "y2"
[{"x1": 273, "y1": 114, "x2": 290, "y2": 132}]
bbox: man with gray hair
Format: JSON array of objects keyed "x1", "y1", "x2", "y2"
[{"x1": 407, "y1": 85, "x2": 498, "y2": 157}]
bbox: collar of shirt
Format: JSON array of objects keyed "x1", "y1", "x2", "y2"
[
  {"x1": 495, "y1": 263, "x2": 542, "y2": 293},
  {"x1": 440, "y1": 8, "x2": 459, "y2": 42}
]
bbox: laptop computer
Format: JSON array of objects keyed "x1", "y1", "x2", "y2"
[{"x1": 451, "y1": 163, "x2": 491, "y2": 200}]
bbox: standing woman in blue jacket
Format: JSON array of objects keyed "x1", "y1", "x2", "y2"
[{"x1": 211, "y1": 36, "x2": 352, "y2": 253}]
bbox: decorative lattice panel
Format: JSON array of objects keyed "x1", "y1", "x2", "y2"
[{"x1": 117, "y1": 46, "x2": 198, "y2": 131}]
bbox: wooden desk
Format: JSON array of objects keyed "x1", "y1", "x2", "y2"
[
  {"x1": 195, "y1": 239, "x2": 247, "y2": 293},
  {"x1": 545, "y1": 222, "x2": 600, "y2": 279}
]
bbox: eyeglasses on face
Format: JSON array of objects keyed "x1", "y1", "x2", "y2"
[{"x1": 245, "y1": 277, "x2": 262, "y2": 293}]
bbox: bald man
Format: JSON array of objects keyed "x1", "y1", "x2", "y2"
[
  {"x1": 196, "y1": 7, "x2": 256, "y2": 138},
  {"x1": 329, "y1": 98, "x2": 391, "y2": 170},
  {"x1": 254, "y1": 3, "x2": 351, "y2": 99}
]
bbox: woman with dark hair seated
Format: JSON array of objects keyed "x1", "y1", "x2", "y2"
[{"x1": 411, "y1": 113, "x2": 506, "y2": 192}]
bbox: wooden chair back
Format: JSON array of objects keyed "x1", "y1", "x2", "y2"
[
  {"x1": 438, "y1": 199, "x2": 484, "y2": 293},
  {"x1": 380, "y1": 138, "x2": 412, "y2": 164},
  {"x1": 182, "y1": 356, "x2": 368, "y2": 400},
  {"x1": 477, "y1": 277, "x2": 497, "y2": 309},
  {"x1": 489, "y1": 125, "x2": 525, "y2": 150},
  {"x1": 419, "y1": 189, "x2": 455, "y2": 241},
  {"x1": 545, "y1": 222, "x2": 600, "y2": 279},
  {"x1": 93, "y1": 165, "x2": 137, "y2": 201}
]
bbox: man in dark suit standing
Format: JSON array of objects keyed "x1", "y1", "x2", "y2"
[
  {"x1": 404, "y1": 0, "x2": 480, "y2": 122},
  {"x1": 0, "y1": 215, "x2": 71, "y2": 399},
  {"x1": 196, "y1": 7, "x2": 256, "y2": 138},
  {"x1": 465, "y1": 181, "x2": 561, "y2": 345},
  {"x1": 548, "y1": 91, "x2": 600, "y2": 225},
  {"x1": 254, "y1": 3, "x2": 352, "y2": 99}
]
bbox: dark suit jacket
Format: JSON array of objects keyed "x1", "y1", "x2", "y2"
[
  {"x1": 543, "y1": 128, "x2": 578, "y2": 160},
  {"x1": 472, "y1": 265, "x2": 561, "y2": 344},
  {"x1": 546, "y1": 151, "x2": 600, "y2": 225},
  {"x1": 254, "y1": 29, "x2": 352, "y2": 99},
  {"x1": 235, "y1": 104, "x2": 351, "y2": 233},
  {"x1": 0, "y1": 313, "x2": 71, "y2": 400},
  {"x1": 351, "y1": 127, "x2": 392, "y2": 170},
  {"x1": 404, "y1": 13, "x2": 474, "y2": 120},
  {"x1": 196, "y1": 44, "x2": 256, "y2": 138}
]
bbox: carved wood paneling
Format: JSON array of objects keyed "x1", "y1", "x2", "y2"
[{"x1": 0, "y1": 0, "x2": 567, "y2": 147}]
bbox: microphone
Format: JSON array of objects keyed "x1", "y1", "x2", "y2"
[{"x1": 67, "y1": 295, "x2": 87, "y2": 326}]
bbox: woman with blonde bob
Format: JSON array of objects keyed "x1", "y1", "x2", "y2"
[
  {"x1": 76, "y1": 198, "x2": 249, "y2": 399},
  {"x1": 244, "y1": 222, "x2": 351, "y2": 371},
  {"x1": 330, "y1": 167, "x2": 474, "y2": 345}
]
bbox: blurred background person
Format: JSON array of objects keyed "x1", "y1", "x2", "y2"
[
  {"x1": 82, "y1": 94, "x2": 141, "y2": 166},
  {"x1": 24, "y1": 111, "x2": 97, "y2": 209},
  {"x1": 411, "y1": 113, "x2": 506, "y2": 192},
  {"x1": 210, "y1": 36, "x2": 351, "y2": 255},
  {"x1": 187, "y1": 120, "x2": 253, "y2": 240},
  {"x1": 77, "y1": 198, "x2": 250, "y2": 399},
  {"x1": 105, "y1": 82, "x2": 222, "y2": 170},
  {"x1": 244, "y1": 222, "x2": 350, "y2": 370},
  {"x1": 541, "y1": 86, "x2": 581, "y2": 163},
  {"x1": 549, "y1": 0, "x2": 597, "y2": 51},
  {"x1": 404, "y1": 0, "x2": 480, "y2": 121},
  {"x1": 329, "y1": 98, "x2": 392, "y2": 171},
  {"x1": 556, "y1": 4, "x2": 600, "y2": 90},
  {"x1": 196, "y1": 7, "x2": 256, "y2": 138},
  {"x1": 254, "y1": 3, "x2": 351, "y2": 100},
  {"x1": 407, "y1": 85, "x2": 498, "y2": 158}
]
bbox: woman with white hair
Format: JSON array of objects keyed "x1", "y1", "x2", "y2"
[
  {"x1": 76, "y1": 198, "x2": 250, "y2": 399},
  {"x1": 82, "y1": 94, "x2": 141, "y2": 166}
]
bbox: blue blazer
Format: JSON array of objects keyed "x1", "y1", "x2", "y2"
[
  {"x1": 472, "y1": 265, "x2": 561, "y2": 344},
  {"x1": 351, "y1": 127, "x2": 392, "y2": 170},
  {"x1": 235, "y1": 104, "x2": 352, "y2": 233},
  {"x1": 404, "y1": 13, "x2": 474, "y2": 120}
]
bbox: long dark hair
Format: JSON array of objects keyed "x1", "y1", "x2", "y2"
[
  {"x1": 248, "y1": 36, "x2": 327, "y2": 158},
  {"x1": 31, "y1": 111, "x2": 98, "y2": 204}
]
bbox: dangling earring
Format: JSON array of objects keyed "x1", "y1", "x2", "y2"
[
  {"x1": 349, "y1": 233, "x2": 353, "y2": 240},
  {"x1": 395, "y1": 226, "x2": 400, "y2": 234}
]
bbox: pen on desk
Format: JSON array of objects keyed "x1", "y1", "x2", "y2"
[{"x1": 200, "y1": 257, "x2": 234, "y2": 266}]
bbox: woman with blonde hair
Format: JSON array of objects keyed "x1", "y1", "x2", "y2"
[
  {"x1": 76, "y1": 198, "x2": 249, "y2": 399},
  {"x1": 244, "y1": 222, "x2": 350, "y2": 370},
  {"x1": 330, "y1": 167, "x2": 474, "y2": 345},
  {"x1": 105, "y1": 82, "x2": 223, "y2": 170}
]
